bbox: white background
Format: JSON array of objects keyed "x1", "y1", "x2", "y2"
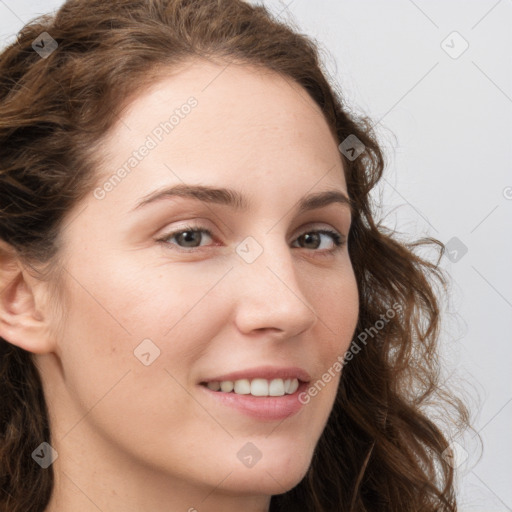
[{"x1": 1, "y1": 1, "x2": 510, "y2": 510}]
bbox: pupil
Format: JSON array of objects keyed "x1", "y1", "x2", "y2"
[
  {"x1": 302, "y1": 232, "x2": 319, "y2": 249},
  {"x1": 179, "y1": 231, "x2": 200, "y2": 247}
]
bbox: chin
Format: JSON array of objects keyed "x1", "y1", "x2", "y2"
[
  {"x1": 222, "y1": 447, "x2": 312, "y2": 495},
  {"x1": 225, "y1": 469, "x2": 308, "y2": 496}
]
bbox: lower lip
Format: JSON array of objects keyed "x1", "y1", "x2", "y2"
[{"x1": 198, "y1": 381, "x2": 309, "y2": 421}]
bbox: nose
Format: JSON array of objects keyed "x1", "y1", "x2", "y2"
[{"x1": 232, "y1": 236, "x2": 318, "y2": 339}]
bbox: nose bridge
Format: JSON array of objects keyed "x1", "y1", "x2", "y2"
[{"x1": 233, "y1": 233, "x2": 317, "y2": 335}]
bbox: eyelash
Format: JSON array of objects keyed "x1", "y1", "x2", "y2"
[{"x1": 156, "y1": 223, "x2": 346, "y2": 256}]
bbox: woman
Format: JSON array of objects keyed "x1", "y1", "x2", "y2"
[{"x1": 0, "y1": 0, "x2": 468, "y2": 510}]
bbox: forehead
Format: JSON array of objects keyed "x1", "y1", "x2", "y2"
[{"x1": 117, "y1": 58, "x2": 327, "y2": 130}]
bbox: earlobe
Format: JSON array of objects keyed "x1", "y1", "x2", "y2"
[{"x1": 0, "y1": 241, "x2": 54, "y2": 354}]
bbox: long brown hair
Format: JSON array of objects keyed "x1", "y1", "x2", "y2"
[{"x1": 0, "y1": 1, "x2": 469, "y2": 510}]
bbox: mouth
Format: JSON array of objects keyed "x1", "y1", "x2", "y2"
[
  {"x1": 199, "y1": 377, "x2": 305, "y2": 397},
  {"x1": 197, "y1": 378, "x2": 310, "y2": 421}
]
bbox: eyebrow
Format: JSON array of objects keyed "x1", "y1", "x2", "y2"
[{"x1": 133, "y1": 183, "x2": 354, "y2": 216}]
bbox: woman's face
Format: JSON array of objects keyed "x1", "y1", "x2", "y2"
[{"x1": 39, "y1": 59, "x2": 359, "y2": 509}]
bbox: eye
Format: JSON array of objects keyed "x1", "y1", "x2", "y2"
[
  {"x1": 157, "y1": 224, "x2": 214, "y2": 249},
  {"x1": 156, "y1": 224, "x2": 346, "y2": 254},
  {"x1": 292, "y1": 229, "x2": 345, "y2": 254}
]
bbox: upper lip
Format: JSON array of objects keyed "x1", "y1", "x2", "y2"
[{"x1": 200, "y1": 365, "x2": 311, "y2": 384}]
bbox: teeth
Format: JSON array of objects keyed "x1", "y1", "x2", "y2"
[
  {"x1": 234, "y1": 379, "x2": 251, "y2": 394},
  {"x1": 288, "y1": 378, "x2": 299, "y2": 394},
  {"x1": 206, "y1": 381, "x2": 221, "y2": 391},
  {"x1": 220, "y1": 380, "x2": 234, "y2": 392},
  {"x1": 268, "y1": 378, "x2": 285, "y2": 396},
  {"x1": 204, "y1": 378, "x2": 300, "y2": 397}
]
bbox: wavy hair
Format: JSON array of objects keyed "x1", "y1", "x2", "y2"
[{"x1": 0, "y1": 0, "x2": 468, "y2": 510}]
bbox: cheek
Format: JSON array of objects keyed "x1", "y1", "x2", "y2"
[
  {"x1": 57, "y1": 267, "x2": 200, "y2": 375},
  {"x1": 53, "y1": 271, "x2": 221, "y2": 475},
  {"x1": 312, "y1": 264, "x2": 359, "y2": 355},
  {"x1": 56, "y1": 250, "x2": 233, "y2": 396},
  {"x1": 297, "y1": 264, "x2": 358, "y2": 410}
]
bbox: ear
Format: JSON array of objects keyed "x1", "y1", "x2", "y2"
[{"x1": 0, "y1": 240, "x2": 55, "y2": 354}]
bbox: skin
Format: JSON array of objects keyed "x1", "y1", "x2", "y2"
[{"x1": 0, "y1": 59, "x2": 359, "y2": 511}]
